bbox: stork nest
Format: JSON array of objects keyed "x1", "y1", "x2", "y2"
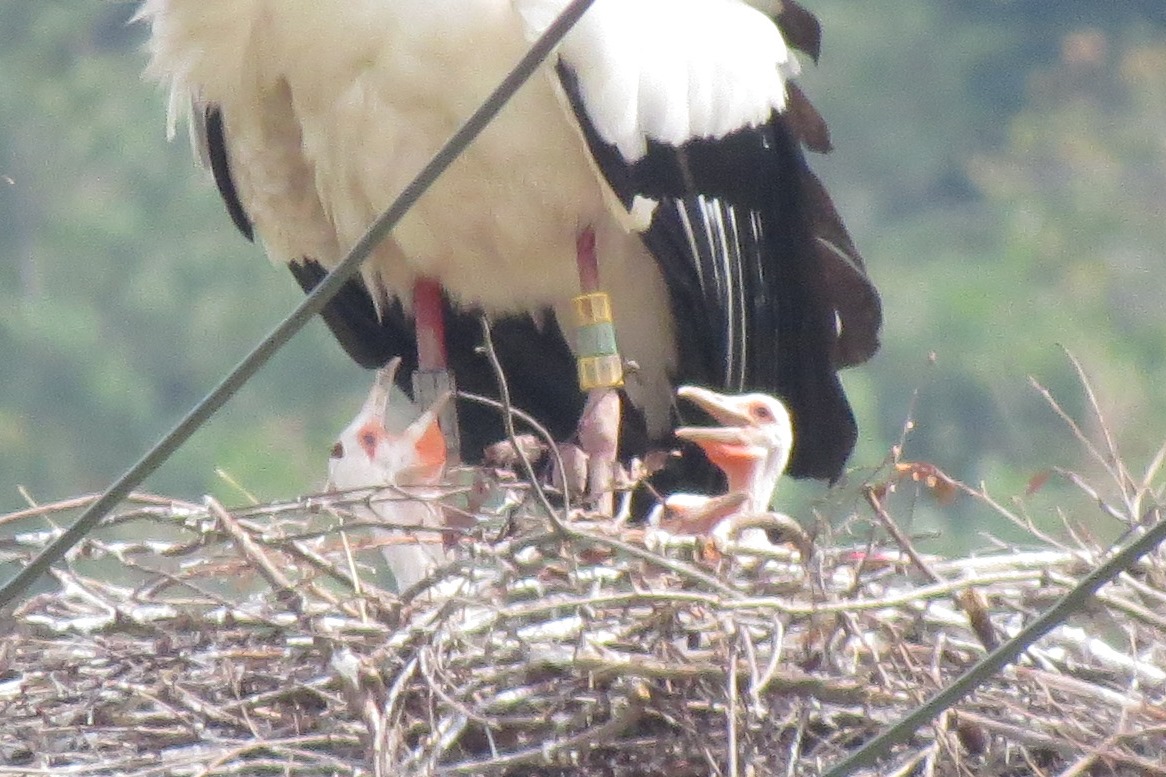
[{"x1": 3, "y1": 463, "x2": 1166, "y2": 776}]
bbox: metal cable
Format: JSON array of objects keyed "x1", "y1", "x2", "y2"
[{"x1": 0, "y1": 0, "x2": 598, "y2": 616}]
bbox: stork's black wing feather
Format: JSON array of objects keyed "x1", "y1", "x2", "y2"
[
  {"x1": 286, "y1": 260, "x2": 413, "y2": 369},
  {"x1": 556, "y1": 62, "x2": 881, "y2": 481},
  {"x1": 203, "y1": 105, "x2": 254, "y2": 242},
  {"x1": 772, "y1": 0, "x2": 822, "y2": 62}
]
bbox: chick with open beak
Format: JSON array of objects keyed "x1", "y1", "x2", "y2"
[
  {"x1": 674, "y1": 386, "x2": 793, "y2": 516},
  {"x1": 328, "y1": 357, "x2": 452, "y2": 593},
  {"x1": 648, "y1": 385, "x2": 808, "y2": 558}
]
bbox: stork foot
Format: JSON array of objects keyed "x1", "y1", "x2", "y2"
[{"x1": 576, "y1": 387, "x2": 621, "y2": 515}]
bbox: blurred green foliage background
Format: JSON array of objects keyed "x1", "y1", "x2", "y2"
[{"x1": 3, "y1": 1, "x2": 1165, "y2": 546}]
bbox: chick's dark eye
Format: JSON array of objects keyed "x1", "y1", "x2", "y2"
[
  {"x1": 330, "y1": 442, "x2": 345, "y2": 459},
  {"x1": 752, "y1": 405, "x2": 772, "y2": 421}
]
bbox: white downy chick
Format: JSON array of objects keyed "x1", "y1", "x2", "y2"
[
  {"x1": 328, "y1": 358, "x2": 451, "y2": 593},
  {"x1": 649, "y1": 385, "x2": 797, "y2": 554}
]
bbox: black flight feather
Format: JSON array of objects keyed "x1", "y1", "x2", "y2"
[
  {"x1": 556, "y1": 59, "x2": 880, "y2": 481},
  {"x1": 203, "y1": 104, "x2": 254, "y2": 242}
]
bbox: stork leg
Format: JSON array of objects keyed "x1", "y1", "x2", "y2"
[
  {"x1": 577, "y1": 385, "x2": 620, "y2": 513},
  {"x1": 573, "y1": 227, "x2": 623, "y2": 515},
  {"x1": 412, "y1": 238, "x2": 623, "y2": 515},
  {"x1": 412, "y1": 277, "x2": 461, "y2": 465}
]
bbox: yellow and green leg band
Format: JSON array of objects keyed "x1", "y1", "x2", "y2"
[{"x1": 573, "y1": 292, "x2": 624, "y2": 390}]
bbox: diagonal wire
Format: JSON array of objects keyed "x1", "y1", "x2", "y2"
[
  {"x1": 0, "y1": 0, "x2": 598, "y2": 617},
  {"x1": 822, "y1": 508, "x2": 1166, "y2": 776}
]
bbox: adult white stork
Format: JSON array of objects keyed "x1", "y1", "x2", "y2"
[{"x1": 136, "y1": 0, "x2": 881, "y2": 484}]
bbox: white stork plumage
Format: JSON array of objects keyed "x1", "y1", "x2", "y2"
[{"x1": 136, "y1": 0, "x2": 881, "y2": 485}]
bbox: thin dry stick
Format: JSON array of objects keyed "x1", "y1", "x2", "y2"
[
  {"x1": 726, "y1": 630, "x2": 741, "y2": 777},
  {"x1": 864, "y1": 486, "x2": 941, "y2": 585},
  {"x1": 456, "y1": 389, "x2": 572, "y2": 513},
  {"x1": 437, "y1": 684, "x2": 648, "y2": 775},
  {"x1": 955, "y1": 476, "x2": 1071, "y2": 550},
  {"x1": 0, "y1": 491, "x2": 201, "y2": 529},
  {"x1": 1139, "y1": 437, "x2": 1166, "y2": 492},
  {"x1": 865, "y1": 485, "x2": 997, "y2": 650},
  {"x1": 1054, "y1": 466, "x2": 1130, "y2": 525},
  {"x1": 1063, "y1": 347, "x2": 1127, "y2": 486},
  {"x1": 1028, "y1": 376, "x2": 1112, "y2": 480},
  {"x1": 477, "y1": 316, "x2": 569, "y2": 535},
  {"x1": 558, "y1": 527, "x2": 745, "y2": 599},
  {"x1": 822, "y1": 506, "x2": 1166, "y2": 777},
  {"x1": 208, "y1": 497, "x2": 305, "y2": 616}
]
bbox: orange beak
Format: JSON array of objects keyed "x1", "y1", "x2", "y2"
[{"x1": 399, "y1": 389, "x2": 451, "y2": 483}]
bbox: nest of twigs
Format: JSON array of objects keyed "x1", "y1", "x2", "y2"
[{"x1": 3, "y1": 449, "x2": 1166, "y2": 777}]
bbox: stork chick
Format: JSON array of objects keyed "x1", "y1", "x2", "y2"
[
  {"x1": 650, "y1": 386, "x2": 794, "y2": 544},
  {"x1": 676, "y1": 386, "x2": 792, "y2": 512},
  {"x1": 328, "y1": 358, "x2": 451, "y2": 594}
]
